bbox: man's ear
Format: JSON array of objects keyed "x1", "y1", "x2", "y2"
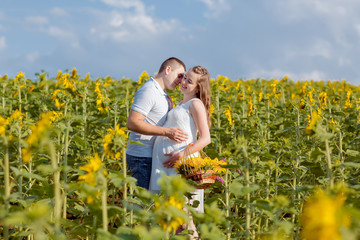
[{"x1": 165, "y1": 66, "x2": 171, "y2": 75}]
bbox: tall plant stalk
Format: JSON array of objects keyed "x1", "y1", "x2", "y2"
[
  {"x1": 100, "y1": 173, "x2": 108, "y2": 232},
  {"x1": 122, "y1": 148, "x2": 128, "y2": 225},
  {"x1": 324, "y1": 139, "x2": 334, "y2": 188},
  {"x1": 3, "y1": 137, "x2": 10, "y2": 240},
  {"x1": 224, "y1": 169, "x2": 231, "y2": 240},
  {"x1": 241, "y1": 142, "x2": 251, "y2": 240},
  {"x1": 49, "y1": 141, "x2": 61, "y2": 233}
]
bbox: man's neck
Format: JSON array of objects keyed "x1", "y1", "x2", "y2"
[{"x1": 154, "y1": 76, "x2": 165, "y2": 91}]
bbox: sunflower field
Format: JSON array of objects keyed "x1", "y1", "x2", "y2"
[{"x1": 1, "y1": 69, "x2": 360, "y2": 239}]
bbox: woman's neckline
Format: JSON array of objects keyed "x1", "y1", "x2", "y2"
[{"x1": 179, "y1": 97, "x2": 199, "y2": 105}]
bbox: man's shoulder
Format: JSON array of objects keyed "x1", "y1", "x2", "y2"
[{"x1": 137, "y1": 79, "x2": 156, "y2": 92}]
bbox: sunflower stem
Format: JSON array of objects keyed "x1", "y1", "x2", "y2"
[
  {"x1": 325, "y1": 139, "x2": 334, "y2": 188},
  {"x1": 49, "y1": 141, "x2": 61, "y2": 233},
  {"x1": 3, "y1": 136, "x2": 10, "y2": 240}
]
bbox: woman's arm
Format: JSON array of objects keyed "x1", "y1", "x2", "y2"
[{"x1": 163, "y1": 99, "x2": 211, "y2": 168}]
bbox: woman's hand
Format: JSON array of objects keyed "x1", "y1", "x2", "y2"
[{"x1": 163, "y1": 151, "x2": 184, "y2": 168}]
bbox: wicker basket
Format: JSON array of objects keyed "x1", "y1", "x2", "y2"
[
  {"x1": 178, "y1": 143, "x2": 216, "y2": 189},
  {"x1": 185, "y1": 170, "x2": 216, "y2": 189}
]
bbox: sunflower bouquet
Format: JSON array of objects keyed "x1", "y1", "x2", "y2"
[{"x1": 174, "y1": 144, "x2": 227, "y2": 189}]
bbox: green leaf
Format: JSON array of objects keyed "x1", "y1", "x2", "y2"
[
  {"x1": 345, "y1": 149, "x2": 360, "y2": 157},
  {"x1": 254, "y1": 199, "x2": 271, "y2": 211},
  {"x1": 73, "y1": 135, "x2": 86, "y2": 149},
  {"x1": 10, "y1": 167, "x2": 45, "y2": 181},
  {"x1": 229, "y1": 181, "x2": 259, "y2": 197},
  {"x1": 340, "y1": 162, "x2": 360, "y2": 168},
  {"x1": 310, "y1": 148, "x2": 323, "y2": 162}
]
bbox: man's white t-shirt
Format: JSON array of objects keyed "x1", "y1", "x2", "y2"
[{"x1": 126, "y1": 77, "x2": 170, "y2": 157}]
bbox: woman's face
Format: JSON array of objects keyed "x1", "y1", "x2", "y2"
[{"x1": 180, "y1": 69, "x2": 200, "y2": 96}]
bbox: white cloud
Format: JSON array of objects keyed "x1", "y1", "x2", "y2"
[
  {"x1": 0, "y1": 36, "x2": 6, "y2": 50},
  {"x1": 25, "y1": 16, "x2": 49, "y2": 25},
  {"x1": 309, "y1": 40, "x2": 332, "y2": 59},
  {"x1": 101, "y1": 0, "x2": 146, "y2": 13},
  {"x1": 50, "y1": 7, "x2": 68, "y2": 17},
  {"x1": 196, "y1": 0, "x2": 230, "y2": 18},
  {"x1": 338, "y1": 56, "x2": 351, "y2": 66},
  {"x1": 47, "y1": 26, "x2": 73, "y2": 38},
  {"x1": 46, "y1": 26, "x2": 80, "y2": 48},
  {"x1": 355, "y1": 24, "x2": 360, "y2": 38},
  {"x1": 270, "y1": 0, "x2": 355, "y2": 21},
  {"x1": 110, "y1": 13, "x2": 124, "y2": 27},
  {"x1": 25, "y1": 51, "x2": 40, "y2": 63},
  {"x1": 91, "y1": 2, "x2": 181, "y2": 43},
  {"x1": 285, "y1": 39, "x2": 332, "y2": 60}
]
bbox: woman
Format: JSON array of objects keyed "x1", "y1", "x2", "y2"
[{"x1": 149, "y1": 66, "x2": 211, "y2": 235}]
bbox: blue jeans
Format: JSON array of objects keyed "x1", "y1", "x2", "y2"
[{"x1": 126, "y1": 154, "x2": 152, "y2": 190}]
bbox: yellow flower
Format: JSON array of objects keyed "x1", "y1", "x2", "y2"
[
  {"x1": 319, "y1": 92, "x2": 328, "y2": 107},
  {"x1": 22, "y1": 147, "x2": 33, "y2": 163},
  {"x1": 209, "y1": 104, "x2": 215, "y2": 116},
  {"x1": 22, "y1": 111, "x2": 60, "y2": 163},
  {"x1": 223, "y1": 105, "x2": 234, "y2": 125},
  {"x1": 103, "y1": 124, "x2": 127, "y2": 159},
  {"x1": 94, "y1": 81, "x2": 109, "y2": 113},
  {"x1": 266, "y1": 93, "x2": 272, "y2": 106},
  {"x1": 329, "y1": 118, "x2": 337, "y2": 125},
  {"x1": 51, "y1": 89, "x2": 66, "y2": 109},
  {"x1": 258, "y1": 91, "x2": 263, "y2": 102},
  {"x1": 175, "y1": 156, "x2": 226, "y2": 174},
  {"x1": 0, "y1": 116, "x2": 9, "y2": 136},
  {"x1": 307, "y1": 88, "x2": 315, "y2": 106},
  {"x1": 78, "y1": 153, "x2": 102, "y2": 186},
  {"x1": 344, "y1": 89, "x2": 353, "y2": 108},
  {"x1": 282, "y1": 75, "x2": 289, "y2": 82},
  {"x1": 84, "y1": 73, "x2": 90, "y2": 81},
  {"x1": 71, "y1": 67, "x2": 77, "y2": 78},
  {"x1": 8, "y1": 109, "x2": 24, "y2": 122},
  {"x1": 154, "y1": 196, "x2": 186, "y2": 232},
  {"x1": 15, "y1": 72, "x2": 25, "y2": 81},
  {"x1": 305, "y1": 110, "x2": 321, "y2": 135},
  {"x1": 247, "y1": 100, "x2": 254, "y2": 117},
  {"x1": 300, "y1": 189, "x2": 351, "y2": 240},
  {"x1": 1, "y1": 74, "x2": 8, "y2": 80},
  {"x1": 56, "y1": 70, "x2": 62, "y2": 80},
  {"x1": 219, "y1": 76, "x2": 230, "y2": 91},
  {"x1": 270, "y1": 79, "x2": 278, "y2": 93},
  {"x1": 138, "y1": 71, "x2": 150, "y2": 85},
  {"x1": 103, "y1": 77, "x2": 113, "y2": 87}
]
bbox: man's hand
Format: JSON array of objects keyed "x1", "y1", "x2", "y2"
[
  {"x1": 166, "y1": 128, "x2": 188, "y2": 143},
  {"x1": 163, "y1": 152, "x2": 184, "y2": 168}
]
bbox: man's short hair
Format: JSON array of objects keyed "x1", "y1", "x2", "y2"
[{"x1": 158, "y1": 57, "x2": 186, "y2": 74}]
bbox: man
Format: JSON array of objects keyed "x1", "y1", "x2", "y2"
[{"x1": 126, "y1": 57, "x2": 189, "y2": 189}]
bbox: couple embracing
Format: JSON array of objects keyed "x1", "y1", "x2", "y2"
[{"x1": 126, "y1": 57, "x2": 211, "y2": 214}]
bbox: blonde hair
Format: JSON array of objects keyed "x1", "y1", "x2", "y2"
[{"x1": 192, "y1": 66, "x2": 211, "y2": 128}]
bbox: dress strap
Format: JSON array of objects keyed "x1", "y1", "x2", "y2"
[{"x1": 184, "y1": 98, "x2": 203, "y2": 110}]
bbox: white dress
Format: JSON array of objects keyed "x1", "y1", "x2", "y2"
[{"x1": 149, "y1": 98, "x2": 204, "y2": 212}]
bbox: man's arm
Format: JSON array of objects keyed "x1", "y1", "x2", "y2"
[{"x1": 127, "y1": 109, "x2": 188, "y2": 142}]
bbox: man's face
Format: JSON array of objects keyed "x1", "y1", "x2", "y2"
[{"x1": 166, "y1": 66, "x2": 185, "y2": 90}]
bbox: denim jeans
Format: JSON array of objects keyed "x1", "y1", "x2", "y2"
[{"x1": 126, "y1": 154, "x2": 152, "y2": 190}]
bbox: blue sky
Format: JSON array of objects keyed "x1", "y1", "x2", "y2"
[{"x1": 1, "y1": 0, "x2": 360, "y2": 85}]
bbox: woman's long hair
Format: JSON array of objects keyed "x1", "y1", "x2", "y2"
[{"x1": 192, "y1": 66, "x2": 211, "y2": 128}]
